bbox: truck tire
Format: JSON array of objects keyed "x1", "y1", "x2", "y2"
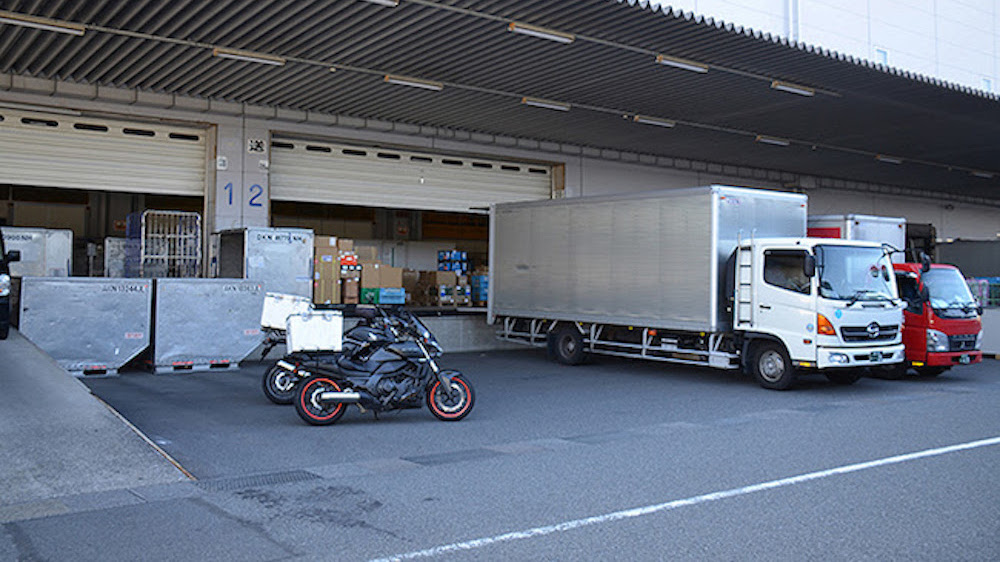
[
  {"x1": 826, "y1": 371, "x2": 862, "y2": 385},
  {"x1": 550, "y1": 326, "x2": 586, "y2": 365},
  {"x1": 751, "y1": 341, "x2": 796, "y2": 390}
]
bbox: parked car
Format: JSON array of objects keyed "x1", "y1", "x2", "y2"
[{"x1": 0, "y1": 228, "x2": 22, "y2": 339}]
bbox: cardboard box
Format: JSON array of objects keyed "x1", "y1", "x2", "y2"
[
  {"x1": 313, "y1": 247, "x2": 341, "y2": 305},
  {"x1": 340, "y1": 264, "x2": 360, "y2": 279},
  {"x1": 342, "y1": 278, "x2": 359, "y2": 304},
  {"x1": 355, "y1": 246, "x2": 378, "y2": 262},
  {"x1": 379, "y1": 266, "x2": 403, "y2": 289},
  {"x1": 336, "y1": 238, "x2": 354, "y2": 252},
  {"x1": 420, "y1": 270, "x2": 456, "y2": 286},
  {"x1": 361, "y1": 262, "x2": 381, "y2": 289},
  {"x1": 339, "y1": 252, "x2": 358, "y2": 266},
  {"x1": 314, "y1": 236, "x2": 338, "y2": 249}
]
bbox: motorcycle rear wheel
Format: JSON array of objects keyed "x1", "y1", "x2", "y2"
[
  {"x1": 295, "y1": 376, "x2": 348, "y2": 425},
  {"x1": 262, "y1": 362, "x2": 298, "y2": 405},
  {"x1": 426, "y1": 373, "x2": 475, "y2": 422}
]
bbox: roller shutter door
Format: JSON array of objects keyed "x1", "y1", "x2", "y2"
[
  {"x1": 0, "y1": 109, "x2": 207, "y2": 196},
  {"x1": 270, "y1": 139, "x2": 552, "y2": 213}
]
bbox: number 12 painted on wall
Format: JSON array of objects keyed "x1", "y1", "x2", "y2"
[{"x1": 222, "y1": 182, "x2": 264, "y2": 208}]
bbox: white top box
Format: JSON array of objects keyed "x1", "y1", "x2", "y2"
[
  {"x1": 260, "y1": 292, "x2": 314, "y2": 331},
  {"x1": 286, "y1": 311, "x2": 343, "y2": 352}
]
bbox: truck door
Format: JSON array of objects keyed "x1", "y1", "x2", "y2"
[{"x1": 755, "y1": 249, "x2": 816, "y2": 361}]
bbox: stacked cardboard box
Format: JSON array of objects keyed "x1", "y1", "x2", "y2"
[
  {"x1": 357, "y1": 254, "x2": 405, "y2": 305},
  {"x1": 313, "y1": 237, "x2": 362, "y2": 305}
]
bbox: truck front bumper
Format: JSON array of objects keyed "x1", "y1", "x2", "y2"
[
  {"x1": 816, "y1": 343, "x2": 906, "y2": 369},
  {"x1": 921, "y1": 351, "x2": 982, "y2": 367}
]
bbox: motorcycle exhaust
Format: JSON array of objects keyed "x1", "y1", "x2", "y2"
[{"x1": 318, "y1": 391, "x2": 362, "y2": 403}]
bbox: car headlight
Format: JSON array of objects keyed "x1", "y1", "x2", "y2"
[
  {"x1": 975, "y1": 330, "x2": 984, "y2": 351},
  {"x1": 926, "y1": 329, "x2": 949, "y2": 352},
  {"x1": 0, "y1": 274, "x2": 10, "y2": 298}
]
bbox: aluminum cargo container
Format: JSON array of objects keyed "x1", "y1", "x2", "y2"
[
  {"x1": 1, "y1": 227, "x2": 72, "y2": 277},
  {"x1": 19, "y1": 277, "x2": 152, "y2": 376},
  {"x1": 216, "y1": 227, "x2": 313, "y2": 297},
  {"x1": 152, "y1": 278, "x2": 265, "y2": 373},
  {"x1": 489, "y1": 186, "x2": 807, "y2": 333},
  {"x1": 808, "y1": 214, "x2": 906, "y2": 263}
]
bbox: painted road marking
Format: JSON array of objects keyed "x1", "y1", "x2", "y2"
[{"x1": 371, "y1": 435, "x2": 1000, "y2": 561}]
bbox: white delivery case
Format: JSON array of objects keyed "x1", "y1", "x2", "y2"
[
  {"x1": 286, "y1": 311, "x2": 343, "y2": 352},
  {"x1": 261, "y1": 292, "x2": 314, "y2": 331}
]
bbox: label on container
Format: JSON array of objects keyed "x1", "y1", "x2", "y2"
[
  {"x1": 124, "y1": 332, "x2": 145, "y2": 340},
  {"x1": 244, "y1": 328, "x2": 261, "y2": 336}
]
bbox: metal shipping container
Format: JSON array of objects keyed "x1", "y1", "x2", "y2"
[
  {"x1": 18, "y1": 277, "x2": 153, "y2": 376},
  {"x1": 1, "y1": 227, "x2": 73, "y2": 277},
  {"x1": 216, "y1": 227, "x2": 314, "y2": 297},
  {"x1": 489, "y1": 186, "x2": 807, "y2": 333},
  {"x1": 152, "y1": 278, "x2": 265, "y2": 373}
]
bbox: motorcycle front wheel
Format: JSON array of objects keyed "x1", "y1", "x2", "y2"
[
  {"x1": 295, "y1": 376, "x2": 348, "y2": 425},
  {"x1": 262, "y1": 362, "x2": 299, "y2": 405},
  {"x1": 426, "y1": 373, "x2": 475, "y2": 422}
]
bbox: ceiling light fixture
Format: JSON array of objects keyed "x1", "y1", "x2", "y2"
[
  {"x1": 212, "y1": 47, "x2": 285, "y2": 66},
  {"x1": 875, "y1": 154, "x2": 903, "y2": 165},
  {"x1": 631, "y1": 115, "x2": 676, "y2": 128},
  {"x1": 507, "y1": 22, "x2": 575, "y2": 44},
  {"x1": 0, "y1": 10, "x2": 85, "y2": 36},
  {"x1": 755, "y1": 135, "x2": 791, "y2": 147},
  {"x1": 770, "y1": 80, "x2": 815, "y2": 96},
  {"x1": 971, "y1": 170, "x2": 994, "y2": 179},
  {"x1": 360, "y1": 0, "x2": 399, "y2": 6},
  {"x1": 521, "y1": 97, "x2": 571, "y2": 111},
  {"x1": 384, "y1": 74, "x2": 444, "y2": 91},
  {"x1": 654, "y1": 54, "x2": 709, "y2": 74}
]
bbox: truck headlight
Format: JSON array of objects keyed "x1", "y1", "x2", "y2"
[
  {"x1": 828, "y1": 352, "x2": 849, "y2": 364},
  {"x1": 926, "y1": 329, "x2": 949, "y2": 352},
  {"x1": 975, "y1": 330, "x2": 984, "y2": 351},
  {"x1": 0, "y1": 274, "x2": 10, "y2": 298}
]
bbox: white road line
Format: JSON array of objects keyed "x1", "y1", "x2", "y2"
[{"x1": 371, "y1": 435, "x2": 1000, "y2": 562}]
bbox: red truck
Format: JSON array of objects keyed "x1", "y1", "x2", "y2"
[
  {"x1": 892, "y1": 262, "x2": 983, "y2": 376},
  {"x1": 808, "y1": 215, "x2": 983, "y2": 377}
]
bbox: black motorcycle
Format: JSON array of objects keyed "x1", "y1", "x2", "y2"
[
  {"x1": 261, "y1": 309, "x2": 390, "y2": 405},
  {"x1": 292, "y1": 307, "x2": 475, "y2": 425}
]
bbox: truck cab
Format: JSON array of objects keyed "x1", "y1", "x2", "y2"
[
  {"x1": 737, "y1": 237, "x2": 905, "y2": 388},
  {"x1": 0, "y1": 228, "x2": 22, "y2": 340},
  {"x1": 893, "y1": 262, "x2": 983, "y2": 375}
]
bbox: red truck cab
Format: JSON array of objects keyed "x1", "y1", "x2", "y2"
[{"x1": 893, "y1": 263, "x2": 983, "y2": 376}]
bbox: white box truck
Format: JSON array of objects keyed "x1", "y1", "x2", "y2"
[
  {"x1": 808, "y1": 214, "x2": 907, "y2": 263},
  {"x1": 488, "y1": 186, "x2": 905, "y2": 390}
]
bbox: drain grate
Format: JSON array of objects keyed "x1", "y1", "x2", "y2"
[{"x1": 197, "y1": 470, "x2": 321, "y2": 492}]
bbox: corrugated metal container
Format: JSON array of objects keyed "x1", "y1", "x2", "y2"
[
  {"x1": 152, "y1": 279, "x2": 265, "y2": 373},
  {"x1": 1, "y1": 227, "x2": 73, "y2": 277},
  {"x1": 808, "y1": 215, "x2": 907, "y2": 263},
  {"x1": 489, "y1": 186, "x2": 807, "y2": 332},
  {"x1": 18, "y1": 277, "x2": 153, "y2": 376},
  {"x1": 216, "y1": 227, "x2": 313, "y2": 297}
]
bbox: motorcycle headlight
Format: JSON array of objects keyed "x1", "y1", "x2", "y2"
[
  {"x1": 0, "y1": 274, "x2": 10, "y2": 298},
  {"x1": 926, "y1": 329, "x2": 949, "y2": 352},
  {"x1": 975, "y1": 330, "x2": 984, "y2": 351}
]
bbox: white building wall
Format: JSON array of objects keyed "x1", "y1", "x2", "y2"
[{"x1": 655, "y1": 0, "x2": 999, "y2": 93}]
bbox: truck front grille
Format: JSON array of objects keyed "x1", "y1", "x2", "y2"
[
  {"x1": 948, "y1": 334, "x2": 977, "y2": 352},
  {"x1": 841, "y1": 323, "x2": 899, "y2": 342}
]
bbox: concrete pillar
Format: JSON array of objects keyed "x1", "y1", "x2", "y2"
[{"x1": 210, "y1": 115, "x2": 270, "y2": 236}]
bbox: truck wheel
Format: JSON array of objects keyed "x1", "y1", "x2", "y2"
[
  {"x1": 550, "y1": 326, "x2": 586, "y2": 365},
  {"x1": 752, "y1": 341, "x2": 796, "y2": 390},
  {"x1": 826, "y1": 371, "x2": 862, "y2": 385},
  {"x1": 915, "y1": 366, "x2": 948, "y2": 377}
]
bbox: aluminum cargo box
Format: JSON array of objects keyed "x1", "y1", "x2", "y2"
[
  {"x1": 19, "y1": 277, "x2": 152, "y2": 376},
  {"x1": 152, "y1": 279, "x2": 265, "y2": 373},
  {"x1": 1, "y1": 227, "x2": 73, "y2": 277},
  {"x1": 216, "y1": 227, "x2": 313, "y2": 297},
  {"x1": 489, "y1": 186, "x2": 807, "y2": 332},
  {"x1": 808, "y1": 214, "x2": 906, "y2": 263}
]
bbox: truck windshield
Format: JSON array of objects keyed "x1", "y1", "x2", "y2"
[
  {"x1": 816, "y1": 245, "x2": 896, "y2": 303},
  {"x1": 924, "y1": 268, "x2": 977, "y2": 315}
]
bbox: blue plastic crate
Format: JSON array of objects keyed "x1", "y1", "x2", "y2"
[{"x1": 378, "y1": 288, "x2": 405, "y2": 304}]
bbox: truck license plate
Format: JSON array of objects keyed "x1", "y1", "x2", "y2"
[
  {"x1": 870, "y1": 352, "x2": 881, "y2": 362},
  {"x1": 959, "y1": 355, "x2": 971, "y2": 365}
]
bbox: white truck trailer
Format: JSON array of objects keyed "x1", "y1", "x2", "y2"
[
  {"x1": 488, "y1": 186, "x2": 905, "y2": 390},
  {"x1": 808, "y1": 214, "x2": 907, "y2": 263}
]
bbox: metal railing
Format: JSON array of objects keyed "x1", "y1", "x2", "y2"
[{"x1": 125, "y1": 210, "x2": 202, "y2": 278}]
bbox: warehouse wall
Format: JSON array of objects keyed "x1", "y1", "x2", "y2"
[{"x1": 1, "y1": 77, "x2": 997, "y2": 241}]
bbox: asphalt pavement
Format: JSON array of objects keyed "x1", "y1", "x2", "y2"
[{"x1": 2, "y1": 345, "x2": 998, "y2": 561}]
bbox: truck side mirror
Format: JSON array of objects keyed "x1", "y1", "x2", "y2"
[
  {"x1": 803, "y1": 255, "x2": 816, "y2": 278},
  {"x1": 918, "y1": 285, "x2": 930, "y2": 304},
  {"x1": 5, "y1": 250, "x2": 19, "y2": 263},
  {"x1": 918, "y1": 251, "x2": 931, "y2": 273}
]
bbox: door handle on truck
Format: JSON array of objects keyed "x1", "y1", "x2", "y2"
[{"x1": 759, "y1": 305, "x2": 771, "y2": 310}]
